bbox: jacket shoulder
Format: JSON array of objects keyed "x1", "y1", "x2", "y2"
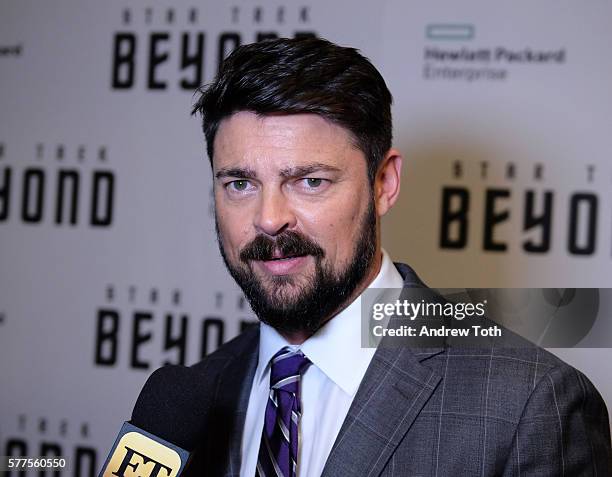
[
  {"x1": 190, "y1": 324, "x2": 259, "y2": 378},
  {"x1": 426, "y1": 344, "x2": 609, "y2": 425}
]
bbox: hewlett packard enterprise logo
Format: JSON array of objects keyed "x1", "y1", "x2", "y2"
[{"x1": 423, "y1": 24, "x2": 566, "y2": 82}]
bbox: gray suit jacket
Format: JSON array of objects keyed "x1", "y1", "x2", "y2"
[{"x1": 186, "y1": 263, "x2": 612, "y2": 476}]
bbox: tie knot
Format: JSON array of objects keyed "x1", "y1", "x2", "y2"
[{"x1": 269, "y1": 347, "x2": 311, "y2": 393}]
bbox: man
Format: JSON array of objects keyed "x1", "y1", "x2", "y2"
[{"x1": 185, "y1": 38, "x2": 611, "y2": 476}]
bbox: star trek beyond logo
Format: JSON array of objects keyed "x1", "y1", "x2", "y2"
[
  {"x1": 111, "y1": 5, "x2": 316, "y2": 91},
  {"x1": 0, "y1": 43, "x2": 22, "y2": 57},
  {"x1": 2, "y1": 414, "x2": 97, "y2": 477},
  {"x1": 94, "y1": 285, "x2": 256, "y2": 370},
  {"x1": 439, "y1": 160, "x2": 609, "y2": 257},
  {"x1": 423, "y1": 24, "x2": 566, "y2": 82},
  {"x1": 0, "y1": 142, "x2": 115, "y2": 227}
]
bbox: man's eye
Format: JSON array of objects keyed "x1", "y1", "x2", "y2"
[
  {"x1": 304, "y1": 178, "x2": 323, "y2": 188},
  {"x1": 229, "y1": 180, "x2": 250, "y2": 191}
]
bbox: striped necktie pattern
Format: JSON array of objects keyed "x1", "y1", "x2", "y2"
[{"x1": 256, "y1": 347, "x2": 311, "y2": 477}]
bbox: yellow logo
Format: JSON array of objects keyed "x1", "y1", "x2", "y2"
[{"x1": 102, "y1": 432, "x2": 182, "y2": 477}]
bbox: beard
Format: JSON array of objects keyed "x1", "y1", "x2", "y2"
[{"x1": 215, "y1": 201, "x2": 377, "y2": 336}]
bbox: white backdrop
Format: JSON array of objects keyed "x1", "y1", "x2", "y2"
[{"x1": 1, "y1": 1, "x2": 610, "y2": 474}]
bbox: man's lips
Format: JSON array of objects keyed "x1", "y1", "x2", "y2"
[
  {"x1": 255, "y1": 254, "x2": 309, "y2": 275},
  {"x1": 271, "y1": 250, "x2": 294, "y2": 259}
]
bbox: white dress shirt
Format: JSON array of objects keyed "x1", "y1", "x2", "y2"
[{"x1": 239, "y1": 250, "x2": 404, "y2": 477}]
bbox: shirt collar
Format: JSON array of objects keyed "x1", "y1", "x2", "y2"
[{"x1": 256, "y1": 249, "x2": 404, "y2": 396}]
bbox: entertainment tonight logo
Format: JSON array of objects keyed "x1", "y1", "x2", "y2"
[{"x1": 99, "y1": 423, "x2": 187, "y2": 477}]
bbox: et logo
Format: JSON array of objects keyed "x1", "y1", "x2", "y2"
[{"x1": 99, "y1": 423, "x2": 188, "y2": 477}]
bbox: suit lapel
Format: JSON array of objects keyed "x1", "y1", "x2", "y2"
[
  {"x1": 321, "y1": 346, "x2": 442, "y2": 477},
  {"x1": 209, "y1": 328, "x2": 259, "y2": 477},
  {"x1": 321, "y1": 262, "x2": 444, "y2": 477}
]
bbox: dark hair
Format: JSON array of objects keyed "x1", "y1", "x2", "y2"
[{"x1": 191, "y1": 37, "x2": 393, "y2": 184}]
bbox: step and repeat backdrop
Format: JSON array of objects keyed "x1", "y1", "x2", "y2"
[{"x1": 1, "y1": 0, "x2": 611, "y2": 474}]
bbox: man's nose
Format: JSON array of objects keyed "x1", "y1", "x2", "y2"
[{"x1": 253, "y1": 187, "x2": 297, "y2": 236}]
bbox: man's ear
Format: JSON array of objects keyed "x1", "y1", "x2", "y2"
[{"x1": 374, "y1": 149, "x2": 403, "y2": 216}]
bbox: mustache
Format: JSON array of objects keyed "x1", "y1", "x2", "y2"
[{"x1": 239, "y1": 231, "x2": 325, "y2": 262}]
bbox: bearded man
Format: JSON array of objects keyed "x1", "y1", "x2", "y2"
[{"x1": 176, "y1": 38, "x2": 611, "y2": 476}]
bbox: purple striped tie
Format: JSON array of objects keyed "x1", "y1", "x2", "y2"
[{"x1": 256, "y1": 347, "x2": 311, "y2": 477}]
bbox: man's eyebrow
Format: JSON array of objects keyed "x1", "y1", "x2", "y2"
[
  {"x1": 215, "y1": 167, "x2": 257, "y2": 180},
  {"x1": 279, "y1": 163, "x2": 342, "y2": 178}
]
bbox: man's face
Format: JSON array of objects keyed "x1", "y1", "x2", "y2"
[{"x1": 212, "y1": 112, "x2": 379, "y2": 337}]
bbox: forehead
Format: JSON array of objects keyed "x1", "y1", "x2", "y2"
[{"x1": 212, "y1": 111, "x2": 360, "y2": 171}]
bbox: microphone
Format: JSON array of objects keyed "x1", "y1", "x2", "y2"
[{"x1": 98, "y1": 365, "x2": 210, "y2": 477}]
